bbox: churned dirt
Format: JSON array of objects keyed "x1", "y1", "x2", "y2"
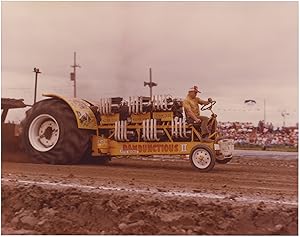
[{"x1": 1, "y1": 151, "x2": 298, "y2": 235}]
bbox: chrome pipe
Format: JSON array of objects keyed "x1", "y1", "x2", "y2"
[
  {"x1": 134, "y1": 96, "x2": 137, "y2": 114},
  {"x1": 132, "y1": 97, "x2": 135, "y2": 114},
  {"x1": 118, "y1": 121, "x2": 121, "y2": 141},
  {"x1": 103, "y1": 98, "x2": 106, "y2": 114},
  {"x1": 114, "y1": 121, "x2": 118, "y2": 140},
  {"x1": 156, "y1": 95, "x2": 160, "y2": 110},
  {"x1": 109, "y1": 98, "x2": 112, "y2": 114},
  {"x1": 146, "y1": 119, "x2": 150, "y2": 141},
  {"x1": 102, "y1": 98, "x2": 105, "y2": 114},
  {"x1": 139, "y1": 96, "x2": 143, "y2": 113},
  {"x1": 154, "y1": 95, "x2": 157, "y2": 110},
  {"x1": 121, "y1": 120, "x2": 124, "y2": 141},
  {"x1": 116, "y1": 121, "x2": 120, "y2": 141},
  {"x1": 142, "y1": 120, "x2": 146, "y2": 141},
  {"x1": 150, "y1": 119, "x2": 154, "y2": 140},
  {"x1": 171, "y1": 118, "x2": 174, "y2": 136},
  {"x1": 120, "y1": 121, "x2": 124, "y2": 141},
  {"x1": 123, "y1": 120, "x2": 127, "y2": 141},
  {"x1": 124, "y1": 121, "x2": 129, "y2": 141},
  {"x1": 105, "y1": 98, "x2": 109, "y2": 114},
  {"x1": 163, "y1": 95, "x2": 168, "y2": 111},
  {"x1": 154, "y1": 119, "x2": 159, "y2": 141},
  {"x1": 135, "y1": 96, "x2": 139, "y2": 113},
  {"x1": 102, "y1": 98, "x2": 106, "y2": 114},
  {"x1": 183, "y1": 118, "x2": 188, "y2": 138},
  {"x1": 179, "y1": 117, "x2": 183, "y2": 138},
  {"x1": 131, "y1": 97, "x2": 134, "y2": 114},
  {"x1": 99, "y1": 98, "x2": 103, "y2": 114},
  {"x1": 119, "y1": 121, "x2": 122, "y2": 141},
  {"x1": 174, "y1": 117, "x2": 178, "y2": 138},
  {"x1": 128, "y1": 97, "x2": 132, "y2": 114},
  {"x1": 159, "y1": 95, "x2": 162, "y2": 110}
]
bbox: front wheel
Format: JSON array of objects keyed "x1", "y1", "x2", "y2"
[{"x1": 189, "y1": 145, "x2": 216, "y2": 172}]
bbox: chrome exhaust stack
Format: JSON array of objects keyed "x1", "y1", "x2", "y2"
[
  {"x1": 114, "y1": 120, "x2": 129, "y2": 141},
  {"x1": 142, "y1": 119, "x2": 160, "y2": 141},
  {"x1": 171, "y1": 117, "x2": 188, "y2": 139}
]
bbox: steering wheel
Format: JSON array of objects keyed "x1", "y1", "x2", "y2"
[{"x1": 201, "y1": 100, "x2": 216, "y2": 111}]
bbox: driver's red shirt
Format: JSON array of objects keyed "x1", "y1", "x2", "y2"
[{"x1": 183, "y1": 95, "x2": 208, "y2": 118}]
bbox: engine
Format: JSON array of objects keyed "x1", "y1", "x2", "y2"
[
  {"x1": 95, "y1": 95, "x2": 183, "y2": 121},
  {"x1": 90, "y1": 95, "x2": 188, "y2": 142}
]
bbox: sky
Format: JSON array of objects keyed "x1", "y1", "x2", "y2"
[{"x1": 2, "y1": 1, "x2": 298, "y2": 127}]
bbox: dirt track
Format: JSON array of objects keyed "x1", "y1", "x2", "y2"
[{"x1": 1, "y1": 151, "x2": 298, "y2": 234}]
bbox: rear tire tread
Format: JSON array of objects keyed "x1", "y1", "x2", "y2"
[{"x1": 21, "y1": 99, "x2": 92, "y2": 164}]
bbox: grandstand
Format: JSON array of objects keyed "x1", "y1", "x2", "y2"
[{"x1": 218, "y1": 121, "x2": 298, "y2": 149}]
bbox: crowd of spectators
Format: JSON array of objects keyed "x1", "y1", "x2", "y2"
[{"x1": 218, "y1": 120, "x2": 298, "y2": 148}]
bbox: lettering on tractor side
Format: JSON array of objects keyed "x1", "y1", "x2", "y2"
[
  {"x1": 181, "y1": 144, "x2": 187, "y2": 152},
  {"x1": 120, "y1": 143, "x2": 181, "y2": 154}
]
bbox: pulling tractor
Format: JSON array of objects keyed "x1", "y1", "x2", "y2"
[{"x1": 21, "y1": 92, "x2": 234, "y2": 171}]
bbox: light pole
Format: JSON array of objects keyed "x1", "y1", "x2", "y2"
[
  {"x1": 263, "y1": 98, "x2": 266, "y2": 122},
  {"x1": 70, "y1": 52, "x2": 80, "y2": 98},
  {"x1": 144, "y1": 67, "x2": 158, "y2": 119},
  {"x1": 144, "y1": 67, "x2": 157, "y2": 102},
  {"x1": 33, "y1": 67, "x2": 41, "y2": 104}
]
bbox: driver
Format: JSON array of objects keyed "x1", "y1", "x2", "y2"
[{"x1": 183, "y1": 86, "x2": 213, "y2": 142}]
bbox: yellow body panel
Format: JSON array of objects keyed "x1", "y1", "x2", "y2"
[
  {"x1": 92, "y1": 136, "x2": 110, "y2": 155},
  {"x1": 43, "y1": 93, "x2": 97, "y2": 130},
  {"x1": 92, "y1": 136, "x2": 214, "y2": 156},
  {"x1": 100, "y1": 114, "x2": 120, "y2": 125},
  {"x1": 130, "y1": 113, "x2": 151, "y2": 123},
  {"x1": 152, "y1": 111, "x2": 173, "y2": 122}
]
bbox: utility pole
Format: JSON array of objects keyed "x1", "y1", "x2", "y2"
[
  {"x1": 263, "y1": 98, "x2": 266, "y2": 122},
  {"x1": 70, "y1": 52, "x2": 80, "y2": 98},
  {"x1": 144, "y1": 67, "x2": 157, "y2": 102},
  {"x1": 33, "y1": 67, "x2": 41, "y2": 104}
]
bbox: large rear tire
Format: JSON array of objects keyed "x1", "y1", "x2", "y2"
[{"x1": 21, "y1": 99, "x2": 93, "y2": 164}]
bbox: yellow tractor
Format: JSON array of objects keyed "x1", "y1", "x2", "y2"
[{"x1": 21, "y1": 92, "x2": 234, "y2": 171}]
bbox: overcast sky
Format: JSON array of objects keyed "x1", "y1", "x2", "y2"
[{"x1": 2, "y1": 1, "x2": 298, "y2": 127}]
